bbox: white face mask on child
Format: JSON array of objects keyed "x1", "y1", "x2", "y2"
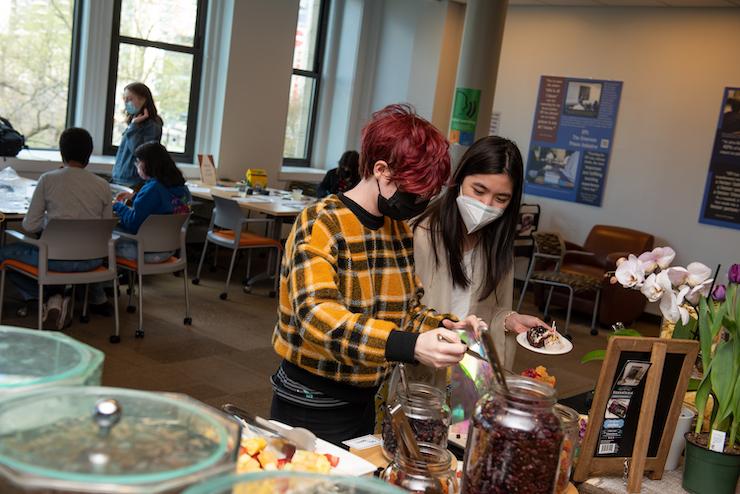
[{"x1": 456, "y1": 191, "x2": 505, "y2": 234}]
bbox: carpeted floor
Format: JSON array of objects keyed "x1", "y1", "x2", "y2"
[{"x1": 1, "y1": 252, "x2": 660, "y2": 417}]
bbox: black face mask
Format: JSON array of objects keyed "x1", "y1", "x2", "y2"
[{"x1": 377, "y1": 180, "x2": 430, "y2": 220}]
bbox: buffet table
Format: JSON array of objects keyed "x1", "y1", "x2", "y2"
[{"x1": 578, "y1": 468, "x2": 693, "y2": 493}]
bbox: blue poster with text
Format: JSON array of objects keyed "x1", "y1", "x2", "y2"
[
  {"x1": 524, "y1": 76, "x2": 623, "y2": 207},
  {"x1": 698, "y1": 87, "x2": 740, "y2": 231}
]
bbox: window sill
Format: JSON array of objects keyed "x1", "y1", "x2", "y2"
[
  {"x1": 5, "y1": 149, "x2": 200, "y2": 179},
  {"x1": 279, "y1": 166, "x2": 326, "y2": 184}
]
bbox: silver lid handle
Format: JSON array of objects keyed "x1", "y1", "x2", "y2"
[{"x1": 93, "y1": 399, "x2": 122, "y2": 438}]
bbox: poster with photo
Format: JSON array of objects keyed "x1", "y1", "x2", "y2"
[
  {"x1": 596, "y1": 359, "x2": 652, "y2": 457},
  {"x1": 524, "y1": 76, "x2": 623, "y2": 206},
  {"x1": 699, "y1": 87, "x2": 740, "y2": 230}
]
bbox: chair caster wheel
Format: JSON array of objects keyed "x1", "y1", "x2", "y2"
[
  {"x1": 135, "y1": 330, "x2": 144, "y2": 338},
  {"x1": 184, "y1": 317, "x2": 192, "y2": 325},
  {"x1": 192, "y1": 278, "x2": 200, "y2": 285},
  {"x1": 242, "y1": 285, "x2": 252, "y2": 294},
  {"x1": 590, "y1": 328, "x2": 598, "y2": 336},
  {"x1": 219, "y1": 292, "x2": 227, "y2": 300},
  {"x1": 269, "y1": 291, "x2": 276, "y2": 298},
  {"x1": 80, "y1": 314, "x2": 90, "y2": 324},
  {"x1": 126, "y1": 305, "x2": 136, "y2": 314},
  {"x1": 109, "y1": 335, "x2": 121, "y2": 344}
]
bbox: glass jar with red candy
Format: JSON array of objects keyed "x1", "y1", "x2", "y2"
[{"x1": 461, "y1": 376, "x2": 564, "y2": 494}]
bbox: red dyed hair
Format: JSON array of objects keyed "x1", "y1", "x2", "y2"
[{"x1": 360, "y1": 104, "x2": 450, "y2": 197}]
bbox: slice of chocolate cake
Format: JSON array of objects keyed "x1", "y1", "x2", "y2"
[{"x1": 527, "y1": 325, "x2": 549, "y2": 348}]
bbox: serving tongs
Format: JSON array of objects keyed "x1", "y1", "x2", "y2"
[
  {"x1": 388, "y1": 403, "x2": 448, "y2": 494},
  {"x1": 477, "y1": 323, "x2": 509, "y2": 393},
  {"x1": 221, "y1": 403, "x2": 317, "y2": 452}
]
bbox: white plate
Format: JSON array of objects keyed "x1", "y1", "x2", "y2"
[
  {"x1": 516, "y1": 331, "x2": 573, "y2": 355},
  {"x1": 242, "y1": 420, "x2": 378, "y2": 477}
]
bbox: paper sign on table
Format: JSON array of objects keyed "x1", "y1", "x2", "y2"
[
  {"x1": 342, "y1": 434, "x2": 382, "y2": 451},
  {"x1": 198, "y1": 154, "x2": 218, "y2": 186}
]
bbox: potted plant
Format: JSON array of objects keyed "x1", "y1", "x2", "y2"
[{"x1": 611, "y1": 250, "x2": 739, "y2": 493}]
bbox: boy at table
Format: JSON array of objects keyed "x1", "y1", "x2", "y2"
[{"x1": 0, "y1": 127, "x2": 112, "y2": 329}]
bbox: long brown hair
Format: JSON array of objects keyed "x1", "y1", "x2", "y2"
[
  {"x1": 412, "y1": 136, "x2": 524, "y2": 301},
  {"x1": 124, "y1": 82, "x2": 163, "y2": 126}
]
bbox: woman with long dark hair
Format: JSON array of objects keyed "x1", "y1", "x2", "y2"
[
  {"x1": 412, "y1": 136, "x2": 550, "y2": 370},
  {"x1": 112, "y1": 82, "x2": 163, "y2": 186},
  {"x1": 113, "y1": 142, "x2": 190, "y2": 262}
]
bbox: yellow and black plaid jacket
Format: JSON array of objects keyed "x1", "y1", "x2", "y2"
[{"x1": 272, "y1": 196, "x2": 448, "y2": 388}]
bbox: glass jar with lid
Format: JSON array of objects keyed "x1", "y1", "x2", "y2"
[
  {"x1": 381, "y1": 381, "x2": 450, "y2": 460},
  {"x1": 461, "y1": 376, "x2": 564, "y2": 494},
  {"x1": 554, "y1": 403, "x2": 580, "y2": 494},
  {"x1": 382, "y1": 442, "x2": 459, "y2": 494},
  {"x1": 0, "y1": 386, "x2": 241, "y2": 493},
  {"x1": 0, "y1": 325, "x2": 104, "y2": 397}
]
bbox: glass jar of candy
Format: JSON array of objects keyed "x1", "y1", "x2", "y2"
[
  {"x1": 461, "y1": 376, "x2": 564, "y2": 494},
  {"x1": 381, "y1": 382, "x2": 450, "y2": 460},
  {"x1": 382, "y1": 442, "x2": 459, "y2": 494},
  {"x1": 554, "y1": 403, "x2": 580, "y2": 494}
]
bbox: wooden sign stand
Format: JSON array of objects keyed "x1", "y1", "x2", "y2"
[{"x1": 573, "y1": 336, "x2": 698, "y2": 493}]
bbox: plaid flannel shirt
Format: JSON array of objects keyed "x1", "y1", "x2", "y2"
[{"x1": 272, "y1": 196, "x2": 448, "y2": 387}]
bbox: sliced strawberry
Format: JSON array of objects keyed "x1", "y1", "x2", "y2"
[{"x1": 324, "y1": 453, "x2": 340, "y2": 468}]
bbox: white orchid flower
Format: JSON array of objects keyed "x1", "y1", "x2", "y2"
[
  {"x1": 615, "y1": 254, "x2": 645, "y2": 288},
  {"x1": 684, "y1": 278, "x2": 713, "y2": 305},
  {"x1": 640, "y1": 271, "x2": 672, "y2": 302},
  {"x1": 654, "y1": 247, "x2": 676, "y2": 269},
  {"x1": 638, "y1": 252, "x2": 659, "y2": 274},
  {"x1": 686, "y1": 262, "x2": 712, "y2": 287},
  {"x1": 659, "y1": 286, "x2": 690, "y2": 324},
  {"x1": 666, "y1": 266, "x2": 689, "y2": 287}
]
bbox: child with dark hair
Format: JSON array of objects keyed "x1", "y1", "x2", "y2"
[
  {"x1": 113, "y1": 142, "x2": 190, "y2": 262},
  {"x1": 317, "y1": 150, "x2": 361, "y2": 198},
  {"x1": 0, "y1": 127, "x2": 112, "y2": 328}
]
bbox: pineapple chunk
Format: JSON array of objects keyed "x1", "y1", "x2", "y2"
[
  {"x1": 286, "y1": 450, "x2": 332, "y2": 474},
  {"x1": 237, "y1": 456, "x2": 261, "y2": 473},
  {"x1": 242, "y1": 437, "x2": 268, "y2": 456},
  {"x1": 257, "y1": 449, "x2": 279, "y2": 469}
]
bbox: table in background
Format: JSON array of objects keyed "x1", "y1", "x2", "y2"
[{"x1": 0, "y1": 176, "x2": 36, "y2": 247}]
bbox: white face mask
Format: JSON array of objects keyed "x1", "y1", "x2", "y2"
[{"x1": 456, "y1": 191, "x2": 505, "y2": 234}]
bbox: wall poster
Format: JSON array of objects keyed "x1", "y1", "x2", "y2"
[
  {"x1": 524, "y1": 75, "x2": 623, "y2": 207},
  {"x1": 699, "y1": 87, "x2": 740, "y2": 230}
]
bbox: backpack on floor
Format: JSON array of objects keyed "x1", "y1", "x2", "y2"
[{"x1": 0, "y1": 117, "x2": 26, "y2": 157}]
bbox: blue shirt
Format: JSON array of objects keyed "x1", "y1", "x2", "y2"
[
  {"x1": 113, "y1": 179, "x2": 191, "y2": 234},
  {"x1": 112, "y1": 118, "x2": 163, "y2": 187}
]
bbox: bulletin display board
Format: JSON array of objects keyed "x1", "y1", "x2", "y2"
[{"x1": 573, "y1": 337, "x2": 699, "y2": 493}]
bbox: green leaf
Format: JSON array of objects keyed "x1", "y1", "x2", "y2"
[
  {"x1": 699, "y1": 298, "x2": 713, "y2": 373},
  {"x1": 711, "y1": 303, "x2": 727, "y2": 339},
  {"x1": 581, "y1": 350, "x2": 606, "y2": 364},
  {"x1": 731, "y1": 371, "x2": 740, "y2": 446},
  {"x1": 694, "y1": 375, "x2": 712, "y2": 435},
  {"x1": 687, "y1": 378, "x2": 701, "y2": 392},
  {"x1": 710, "y1": 340, "x2": 735, "y2": 423},
  {"x1": 672, "y1": 317, "x2": 696, "y2": 340}
]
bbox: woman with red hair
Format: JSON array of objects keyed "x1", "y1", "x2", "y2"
[{"x1": 270, "y1": 104, "x2": 480, "y2": 445}]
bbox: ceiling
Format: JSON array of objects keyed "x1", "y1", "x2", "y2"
[{"x1": 508, "y1": 0, "x2": 740, "y2": 6}]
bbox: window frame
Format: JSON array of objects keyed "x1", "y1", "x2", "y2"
[
  {"x1": 102, "y1": 0, "x2": 208, "y2": 162},
  {"x1": 283, "y1": 0, "x2": 331, "y2": 168}
]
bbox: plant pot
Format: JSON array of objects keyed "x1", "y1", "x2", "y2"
[
  {"x1": 682, "y1": 432, "x2": 740, "y2": 494},
  {"x1": 664, "y1": 405, "x2": 696, "y2": 471}
]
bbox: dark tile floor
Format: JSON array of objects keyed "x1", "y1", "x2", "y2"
[{"x1": 2, "y1": 255, "x2": 660, "y2": 417}]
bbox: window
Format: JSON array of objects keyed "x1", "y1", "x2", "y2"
[
  {"x1": 283, "y1": 0, "x2": 329, "y2": 166},
  {"x1": 103, "y1": 0, "x2": 207, "y2": 161},
  {"x1": 0, "y1": 0, "x2": 81, "y2": 149}
]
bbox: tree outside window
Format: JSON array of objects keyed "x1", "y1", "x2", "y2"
[{"x1": 0, "y1": 0, "x2": 77, "y2": 149}]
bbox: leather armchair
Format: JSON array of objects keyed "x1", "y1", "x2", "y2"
[{"x1": 535, "y1": 225, "x2": 654, "y2": 326}]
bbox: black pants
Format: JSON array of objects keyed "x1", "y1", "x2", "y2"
[{"x1": 270, "y1": 394, "x2": 375, "y2": 448}]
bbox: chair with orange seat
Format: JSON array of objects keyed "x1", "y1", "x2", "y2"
[
  {"x1": 0, "y1": 218, "x2": 119, "y2": 334},
  {"x1": 192, "y1": 196, "x2": 281, "y2": 299},
  {"x1": 115, "y1": 213, "x2": 191, "y2": 340}
]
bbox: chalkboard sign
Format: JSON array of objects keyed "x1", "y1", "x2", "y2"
[{"x1": 573, "y1": 337, "x2": 698, "y2": 493}]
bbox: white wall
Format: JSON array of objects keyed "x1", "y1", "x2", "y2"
[{"x1": 494, "y1": 7, "x2": 740, "y2": 288}]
